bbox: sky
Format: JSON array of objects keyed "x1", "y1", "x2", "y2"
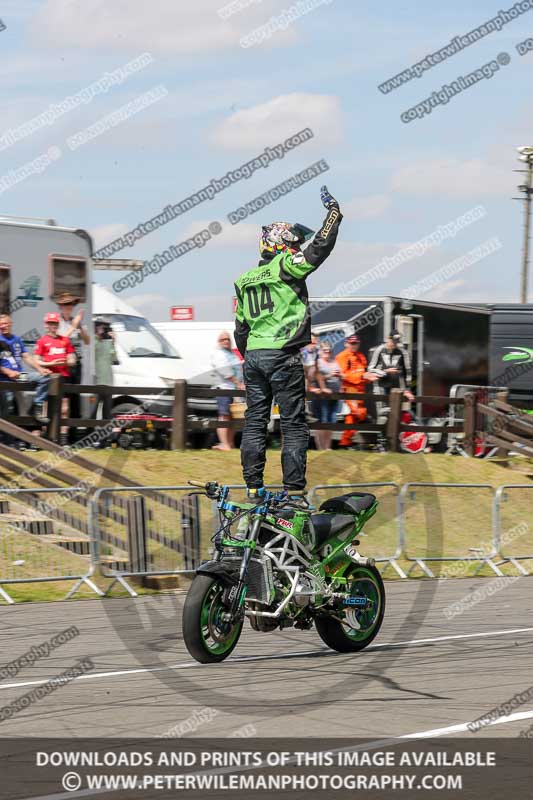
[{"x1": 1, "y1": 0, "x2": 532, "y2": 321}]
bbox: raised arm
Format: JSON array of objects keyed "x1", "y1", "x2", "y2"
[{"x1": 281, "y1": 186, "x2": 343, "y2": 279}]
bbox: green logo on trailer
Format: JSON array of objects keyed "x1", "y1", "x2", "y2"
[
  {"x1": 502, "y1": 346, "x2": 533, "y2": 364},
  {"x1": 15, "y1": 276, "x2": 44, "y2": 307}
]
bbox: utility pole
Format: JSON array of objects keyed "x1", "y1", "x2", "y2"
[{"x1": 516, "y1": 147, "x2": 533, "y2": 304}]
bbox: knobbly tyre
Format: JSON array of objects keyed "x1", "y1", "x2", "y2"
[{"x1": 182, "y1": 481, "x2": 385, "y2": 663}]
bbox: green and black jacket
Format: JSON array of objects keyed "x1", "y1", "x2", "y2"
[{"x1": 234, "y1": 206, "x2": 343, "y2": 356}]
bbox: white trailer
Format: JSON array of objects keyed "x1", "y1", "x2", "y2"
[
  {"x1": 0, "y1": 216, "x2": 182, "y2": 415},
  {"x1": 0, "y1": 215, "x2": 95, "y2": 383}
]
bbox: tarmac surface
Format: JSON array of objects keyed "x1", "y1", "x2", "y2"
[{"x1": 0, "y1": 577, "x2": 532, "y2": 740}]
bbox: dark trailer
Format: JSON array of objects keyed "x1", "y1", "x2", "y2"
[
  {"x1": 487, "y1": 303, "x2": 533, "y2": 410},
  {"x1": 310, "y1": 296, "x2": 491, "y2": 411}
]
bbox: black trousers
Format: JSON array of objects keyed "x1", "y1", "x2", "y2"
[{"x1": 241, "y1": 349, "x2": 309, "y2": 491}]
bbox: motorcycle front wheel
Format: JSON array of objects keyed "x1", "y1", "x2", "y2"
[
  {"x1": 315, "y1": 565, "x2": 385, "y2": 653},
  {"x1": 182, "y1": 575, "x2": 243, "y2": 663}
]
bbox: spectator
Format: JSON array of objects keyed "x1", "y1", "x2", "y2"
[
  {"x1": 335, "y1": 334, "x2": 368, "y2": 449},
  {"x1": 211, "y1": 331, "x2": 243, "y2": 451},
  {"x1": 55, "y1": 292, "x2": 89, "y2": 380},
  {"x1": 56, "y1": 292, "x2": 89, "y2": 424},
  {"x1": 367, "y1": 334, "x2": 415, "y2": 402},
  {"x1": 312, "y1": 342, "x2": 342, "y2": 450},
  {"x1": 0, "y1": 313, "x2": 51, "y2": 423},
  {"x1": 301, "y1": 332, "x2": 319, "y2": 391},
  {"x1": 94, "y1": 320, "x2": 117, "y2": 385},
  {"x1": 34, "y1": 312, "x2": 76, "y2": 446}
]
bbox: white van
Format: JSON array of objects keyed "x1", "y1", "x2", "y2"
[
  {"x1": 92, "y1": 284, "x2": 182, "y2": 414},
  {"x1": 152, "y1": 320, "x2": 237, "y2": 382}
]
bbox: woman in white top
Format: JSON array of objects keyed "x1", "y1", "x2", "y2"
[
  {"x1": 313, "y1": 342, "x2": 342, "y2": 450},
  {"x1": 210, "y1": 331, "x2": 244, "y2": 450}
]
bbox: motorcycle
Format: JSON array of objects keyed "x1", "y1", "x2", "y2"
[{"x1": 182, "y1": 481, "x2": 386, "y2": 663}]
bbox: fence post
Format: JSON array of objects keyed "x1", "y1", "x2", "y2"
[
  {"x1": 387, "y1": 389, "x2": 403, "y2": 452},
  {"x1": 179, "y1": 493, "x2": 201, "y2": 570},
  {"x1": 101, "y1": 386, "x2": 113, "y2": 419},
  {"x1": 171, "y1": 380, "x2": 188, "y2": 450},
  {"x1": 126, "y1": 495, "x2": 148, "y2": 577},
  {"x1": 463, "y1": 391, "x2": 476, "y2": 456},
  {"x1": 493, "y1": 389, "x2": 511, "y2": 460},
  {"x1": 46, "y1": 374, "x2": 64, "y2": 442}
]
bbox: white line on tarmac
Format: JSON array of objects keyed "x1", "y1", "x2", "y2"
[
  {"x1": 1, "y1": 625, "x2": 533, "y2": 691},
  {"x1": 404, "y1": 708, "x2": 533, "y2": 738}
]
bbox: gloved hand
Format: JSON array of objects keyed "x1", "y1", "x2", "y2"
[{"x1": 320, "y1": 185, "x2": 339, "y2": 210}]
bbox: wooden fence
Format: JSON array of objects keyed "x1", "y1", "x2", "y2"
[{"x1": 0, "y1": 378, "x2": 478, "y2": 452}]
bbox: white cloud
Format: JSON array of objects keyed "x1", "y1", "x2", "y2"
[
  {"x1": 30, "y1": 0, "x2": 236, "y2": 55},
  {"x1": 29, "y1": 0, "x2": 334, "y2": 56},
  {"x1": 89, "y1": 223, "x2": 129, "y2": 250},
  {"x1": 390, "y1": 158, "x2": 511, "y2": 197},
  {"x1": 422, "y1": 278, "x2": 466, "y2": 301},
  {"x1": 343, "y1": 193, "x2": 391, "y2": 220},
  {"x1": 209, "y1": 93, "x2": 343, "y2": 151}
]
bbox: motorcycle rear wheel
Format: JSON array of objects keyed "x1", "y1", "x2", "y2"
[
  {"x1": 182, "y1": 575, "x2": 243, "y2": 663},
  {"x1": 315, "y1": 565, "x2": 385, "y2": 653}
]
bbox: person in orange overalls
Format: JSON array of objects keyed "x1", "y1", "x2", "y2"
[{"x1": 335, "y1": 334, "x2": 368, "y2": 448}]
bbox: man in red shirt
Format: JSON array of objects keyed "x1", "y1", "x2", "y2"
[{"x1": 34, "y1": 313, "x2": 76, "y2": 445}]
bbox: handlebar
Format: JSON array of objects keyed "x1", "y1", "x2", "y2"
[{"x1": 188, "y1": 480, "x2": 208, "y2": 489}]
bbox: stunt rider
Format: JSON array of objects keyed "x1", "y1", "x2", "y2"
[{"x1": 234, "y1": 185, "x2": 343, "y2": 505}]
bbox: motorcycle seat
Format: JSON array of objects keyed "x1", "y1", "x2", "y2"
[
  {"x1": 319, "y1": 492, "x2": 376, "y2": 515},
  {"x1": 309, "y1": 514, "x2": 355, "y2": 549}
]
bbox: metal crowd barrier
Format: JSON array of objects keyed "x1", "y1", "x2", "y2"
[
  {"x1": 493, "y1": 484, "x2": 533, "y2": 575},
  {"x1": 398, "y1": 483, "x2": 502, "y2": 578},
  {"x1": 0, "y1": 481, "x2": 531, "y2": 602},
  {"x1": 307, "y1": 482, "x2": 405, "y2": 577},
  {"x1": 0, "y1": 487, "x2": 103, "y2": 604},
  {"x1": 88, "y1": 485, "x2": 213, "y2": 597}
]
